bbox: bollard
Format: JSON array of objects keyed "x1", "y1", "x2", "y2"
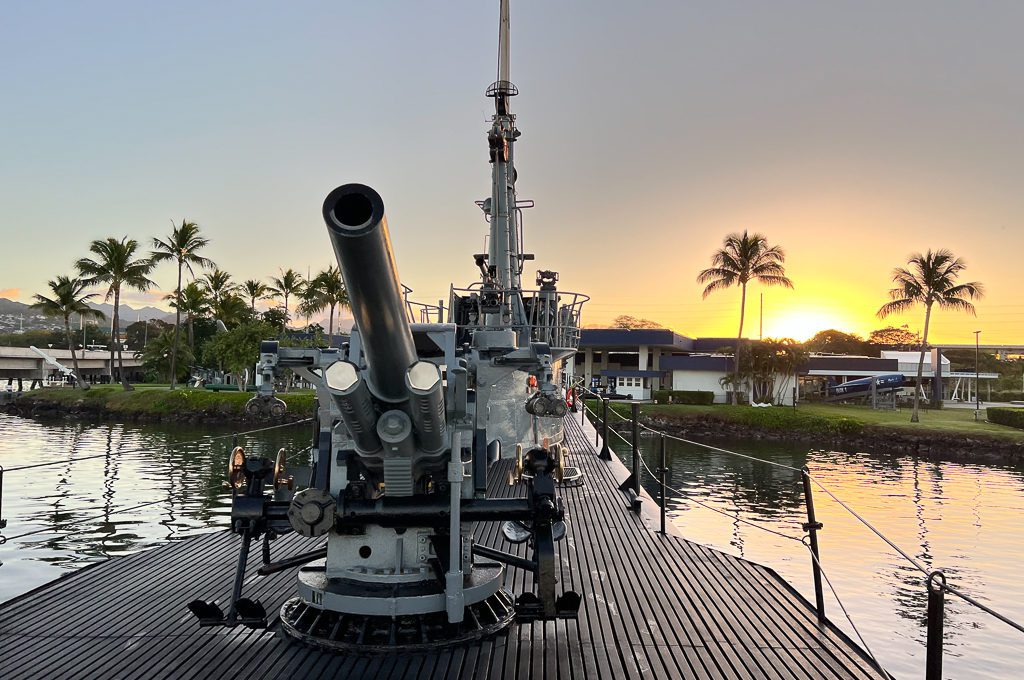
[
  {"x1": 926, "y1": 571, "x2": 946, "y2": 680},
  {"x1": 801, "y1": 466, "x2": 826, "y2": 625},
  {"x1": 599, "y1": 399, "x2": 611, "y2": 460},
  {"x1": 658, "y1": 435, "x2": 667, "y2": 535}
]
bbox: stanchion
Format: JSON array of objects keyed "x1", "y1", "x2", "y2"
[
  {"x1": 599, "y1": 399, "x2": 611, "y2": 460},
  {"x1": 658, "y1": 435, "x2": 667, "y2": 535},
  {"x1": 926, "y1": 571, "x2": 946, "y2": 680},
  {"x1": 631, "y1": 402, "x2": 641, "y2": 496},
  {"x1": 801, "y1": 466, "x2": 826, "y2": 624},
  {"x1": 0, "y1": 464, "x2": 7, "y2": 537}
]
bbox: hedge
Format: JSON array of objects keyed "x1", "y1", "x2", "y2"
[
  {"x1": 651, "y1": 389, "x2": 715, "y2": 405},
  {"x1": 987, "y1": 407, "x2": 1024, "y2": 430},
  {"x1": 990, "y1": 391, "x2": 1024, "y2": 403}
]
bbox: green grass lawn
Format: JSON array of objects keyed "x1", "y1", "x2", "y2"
[
  {"x1": 590, "y1": 400, "x2": 1024, "y2": 441},
  {"x1": 17, "y1": 385, "x2": 316, "y2": 417}
]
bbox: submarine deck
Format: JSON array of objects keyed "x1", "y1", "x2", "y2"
[{"x1": 0, "y1": 415, "x2": 888, "y2": 679}]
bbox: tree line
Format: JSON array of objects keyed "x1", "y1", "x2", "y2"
[
  {"x1": 29, "y1": 220, "x2": 349, "y2": 391},
  {"x1": 696, "y1": 231, "x2": 983, "y2": 422}
]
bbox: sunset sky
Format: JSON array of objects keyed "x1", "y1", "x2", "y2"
[{"x1": 2, "y1": 2, "x2": 1022, "y2": 343}]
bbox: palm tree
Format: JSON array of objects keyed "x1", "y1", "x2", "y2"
[
  {"x1": 298, "y1": 266, "x2": 349, "y2": 345},
  {"x1": 30, "y1": 276, "x2": 106, "y2": 390},
  {"x1": 215, "y1": 294, "x2": 249, "y2": 328},
  {"x1": 151, "y1": 220, "x2": 215, "y2": 389},
  {"x1": 697, "y1": 231, "x2": 793, "y2": 404},
  {"x1": 268, "y1": 268, "x2": 305, "y2": 329},
  {"x1": 201, "y1": 268, "x2": 236, "y2": 308},
  {"x1": 877, "y1": 249, "x2": 983, "y2": 423},
  {"x1": 136, "y1": 329, "x2": 194, "y2": 384},
  {"x1": 165, "y1": 282, "x2": 212, "y2": 349},
  {"x1": 75, "y1": 237, "x2": 155, "y2": 390},
  {"x1": 241, "y1": 279, "x2": 270, "y2": 314}
]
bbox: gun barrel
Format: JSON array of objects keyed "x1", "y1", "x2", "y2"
[{"x1": 323, "y1": 184, "x2": 417, "y2": 403}]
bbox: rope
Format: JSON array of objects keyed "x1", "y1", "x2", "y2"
[
  {"x1": 941, "y1": 581, "x2": 1024, "y2": 636},
  {"x1": 803, "y1": 539, "x2": 880, "y2": 668},
  {"x1": 2, "y1": 443, "x2": 314, "y2": 544},
  {"x1": 4, "y1": 419, "x2": 314, "y2": 473},
  {"x1": 582, "y1": 390, "x2": 1024, "y2": 646},
  {"x1": 587, "y1": 394, "x2": 803, "y2": 473},
  {"x1": 808, "y1": 477, "x2": 929, "y2": 575},
  {"x1": 653, "y1": 426, "x2": 803, "y2": 473},
  {"x1": 604, "y1": 429, "x2": 804, "y2": 542}
]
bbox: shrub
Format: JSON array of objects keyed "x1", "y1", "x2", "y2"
[
  {"x1": 990, "y1": 391, "x2": 1024, "y2": 403},
  {"x1": 652, "y1": 389, "x2": 715, "y2": 405},
  {"x1": 987, "y1": 407, "x2": 1024, "y2": 430}
]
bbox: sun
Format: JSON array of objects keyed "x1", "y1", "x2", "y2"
[{"x1": 763, "y1": 310, "x2": 860, "y2": 342}]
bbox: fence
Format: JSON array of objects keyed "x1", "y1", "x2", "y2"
[{"x1": 575, "y1": 384, "x2": 1024, "y2": 680}]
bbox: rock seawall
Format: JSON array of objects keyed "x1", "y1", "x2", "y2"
[
  {"x1": 616, "y1": 413, "x2": 1024, "y2": 466},
  {"x1": 0, "y1": 390, "x2": 313, "y2": 425}
]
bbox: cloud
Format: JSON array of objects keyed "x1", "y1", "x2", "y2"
[{"x1": 0, "y1": 288, "x2": 21, "y2": 301}]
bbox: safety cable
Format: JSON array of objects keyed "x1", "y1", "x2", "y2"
[
  {"x1": 1, "y1": 444, "x2": 314, "y2": 544},
  {"x1": 604, "y1": 427, "x2": 804, "y2": 542},
  {"x1": 583, "y1": 391, "x2": 1024, "y2": 641},
  {"x1": 803, "y1": 539, "x2": 880, "y2": 668},
  {"x1": 807, "y1": 477, "x2": 929, "y2": 576},
  {"x1": 3, "y1": 419, "x2": 314, "y2": 473}
]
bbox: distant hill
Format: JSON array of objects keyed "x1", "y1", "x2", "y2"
[
  {"x1": 0, "y1": 297, "x2": 168, "y2": 334},
  {"x1": 87, "y1": 302, "x2": 167, "y2": 323}
]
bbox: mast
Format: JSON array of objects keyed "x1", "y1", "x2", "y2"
[{"x1": 484, "y1": 0, "x2": 527, "y2": 334}]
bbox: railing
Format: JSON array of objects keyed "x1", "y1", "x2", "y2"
[
  {"x1": 401, "y1": 284, "x2": 446, "y2": 324},
  {"x1": 449, "y1": 285, "x2": 589, "y2": 348},
  {"x1": 0, "y1": 419, "x2": 314, "y2": 546},
  {"x1": 573, "y1": 383, "x2": 1024, "y2": 679}
]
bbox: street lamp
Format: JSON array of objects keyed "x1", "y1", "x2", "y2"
[{"x1": 974, "y1": 330, "x2": 981, "y2": 417}]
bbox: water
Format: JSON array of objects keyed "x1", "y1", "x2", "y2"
[
  {"x1": 0, "y1": 413, "x2": 310, "y2": 602},
  {"x1": 618, "y1": 430, "x2": 1024, "y2": 679},
  {"x1": 2, "y1": 413, "x2": 1023, "y2": 677}
]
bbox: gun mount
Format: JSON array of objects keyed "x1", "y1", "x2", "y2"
[
  {"x1": 191, "y1": 183, "x2": 581, "y2": 650},
  {"x1": 190, "y1": 0, "x2": 586, "y2": 653}
]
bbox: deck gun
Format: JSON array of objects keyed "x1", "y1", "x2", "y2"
[{"x1": 189, "y1": 183, "x2": 581, "y2": 649}]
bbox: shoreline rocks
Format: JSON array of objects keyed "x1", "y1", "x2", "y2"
[{"x1": 616, "y1": 414, "x2": 1024, "y2": 466}]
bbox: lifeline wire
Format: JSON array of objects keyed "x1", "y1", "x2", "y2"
[
  {"x1": 606, "y1": 427, "x2": 804, "y2": 542},
  {"x1": 591, "y1": 394, "x2": 1024, "y2": 640},
  {"x1": 2, "y1": 443, "x2": 314, "y2": 543},
  {"x1": 803, "y1": 540, "x2": 880, "y2": 669},
  {"x1": 4, "y1": 419, "x2": 314, "y2": 473}
]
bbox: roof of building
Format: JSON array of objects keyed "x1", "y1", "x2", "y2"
[
  {"x1": 659, "y1": 354, "x2": 733, "y2": 371},
  {"x1": 602, "y1": 369, "x2": 666, "y2": 378},
  {"x1": 881, "y1": 350, "x2": 951, "y2": 365},
  {"x1": 579, "y1": 328, "x2": 694, "y2": 351},
  {"x1": 806, "y1": 356, "x2": 898, "y2": 372}
]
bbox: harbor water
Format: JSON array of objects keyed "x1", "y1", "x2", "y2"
[{"x1": 1, "y1": 412, "x2": 1022, "y2": 678}]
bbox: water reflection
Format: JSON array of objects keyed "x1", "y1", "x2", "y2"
[
  {"x1": 3, "y1": 412, "x2": 1023, "y2": 678},
  {"x1": 0, "y1": 414, "x2": 309, "y2": 601},
  {"x1": 625, "y1": 432, "x2": 1024, "y2": 680}
]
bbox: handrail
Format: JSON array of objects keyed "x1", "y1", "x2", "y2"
[
  {"x1": 593, "y1": 408, "x2": 878, "y2": 668},
  {"x1": 0, "y1": 444, "x2": 313, "y2": 545},
  {"x1": 580, "y1": 392, "x2": 1024, "y2": 676},
  {"x1": 2, "y1": 419, "x2": 314, "y2": 473}
]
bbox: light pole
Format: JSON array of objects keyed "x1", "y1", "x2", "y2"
[{"x1": 974, "y1": 330, "x2": 981, "y2": 416}]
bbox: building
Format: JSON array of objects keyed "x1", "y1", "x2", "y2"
[{"x1": 574, "y1": 328, "x2": 990, "y2": 404}]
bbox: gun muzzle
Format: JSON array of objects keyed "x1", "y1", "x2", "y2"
[{"x1": 323, "y1": 184, "x2": 417, "y2": 403}]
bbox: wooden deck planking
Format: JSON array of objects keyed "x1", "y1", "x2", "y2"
[{"x1": 0, "y1": 415, "x2": 889, "y2": 679}]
